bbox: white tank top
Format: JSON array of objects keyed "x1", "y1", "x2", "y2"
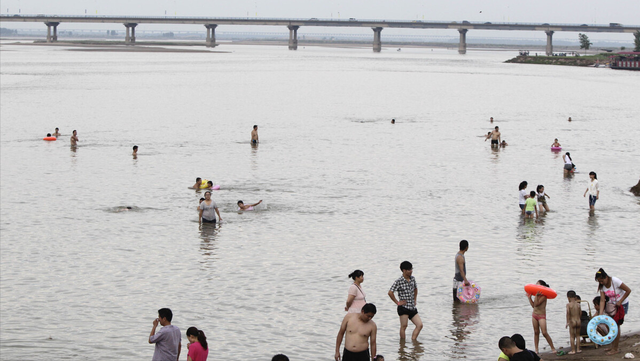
[{"x1": 564, "y1": 155, "x2": 572, "y2": 164}]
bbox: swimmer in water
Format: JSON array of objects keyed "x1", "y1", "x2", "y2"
[
  {"x1": 490, "y1": 117, "x2": 494, "y2": 122},
  {"x1": 132, "y1": 145, "x2": 138, "y2": 156},
  {"x1": 500, "y1": 140, "x2": 508, "y2": 147},
  {"x1": 568, "y1": 117, "x2": 572, "y2": 122},
  {"x1": 552, "y1": 139, "x2": 561, "y2": 147},
  {"x1": 484, "y1": 131, "x2": 492, "y2": 140},
  {"x1": 191, "y1": 178, "x2": 202, "y2": 189},
  {"x1": 197, "y1": 198, "x2": 205, "y2": 212},
  {"x1": 202, "y1": 181, "x2": 216, "y2": 189},
  {"x1": 487, "y1": 126, "x2": 501, "y2": 147},
  {"x1": 46, "y1": 133, "x2": 52, "y2": 137},
  {"x1": 70, "y1": 130, "x2": 79, "y2": 146},
  {"x1": 52, "y1": 128, "x2": 61, "y2": 137},
  {"x1": 237, "y1": 200, "x2": 262, "y2": 211},
  {"x1": 391, "y1": 119, "x2": 395, "y2": 124},
  {"x1": 251, "y1": 125, "x2": 259, "y2": 144}
]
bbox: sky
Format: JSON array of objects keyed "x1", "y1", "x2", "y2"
[{"x1": 2, "y1": 0, "x2": 638, "y2": 42}]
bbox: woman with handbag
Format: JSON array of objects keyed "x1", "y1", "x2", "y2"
[{"x1": 595, "y1": 268, "x2": 632, "y2": 355}]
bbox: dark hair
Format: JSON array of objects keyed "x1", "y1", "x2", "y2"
[
  {"x1": 595, "y1": 268, "x2": 608, "y2": 280},
  {"x1": 253, "y1": 125, "x2": 258, "y2": 129},
  {"x1": 589, "y1": 171, "x2": 597, "y2": 180},
  {"x1": 565, "y1": 152, "x2": 572, "y2": 161},
  {"x1": 576, "y1": 295, "x2": 581, "y2": 300},
  {"x1": 186, "y1": 327, "x2": 208, "y2": 350},
  {"x1": 498, "y1": 336, "x2": 514, "y2": 349},
  {"x1": 519, "y1": 181, "x2": 528, "y2": 190},
  {"x1": 529, "y1": 191, "x2": 536, "y2": 198},
  {"x1": 272, "y1": 355, "x2": 289, "y2": 361},
  {"x1": 133, "y1": 145, "x2": 138, "y2": 150},
  {"x1": 459, "y1": 240, "x2": 468, "y2": 251},
  {"x1": 567, "y1": 290, "x2": 577, "y2": 298},
  {"x1": 196, "y1": 177, "x2": 202, "y2": 182},
  {"x1": 349, "y1": 270, "x2": 364, "y2": 280},
  {"x1": 158, "y1": 308, "x2": 173, "y2": 322},
  {"x1": 495, "y1": 126, "x2": 499, "y2": 129},
  {"x1": 73, "y1": 129, "x2": 77, "y2": 133},
  {"x1": 207, "y1": 181, "x2": 213, "y2": 186},
  {"x1": 237, "y1": 200, "x2": 244, "y2": 205},
  {"x1": 204, "y1": 191, "x2": 211, "y2": 196},
  {"x1": 537, "y1": 280, "x2": 549, "y2": 287},
  {"x1": 200, "y1": 198, "x2": 205, "y2": 202},
  {"x1": 374, "y1": 356, "x2": 385, "y2": 361},
  {"x1": 593, "y1": 295, "x2": 609, "y2": 306},
  {"x1": 47, "y1": 133, "x2": 52, "y2": 137},
  {"x1": 536, "y1": 185, "x2": 544, "y2": 193},
  {"x1": 362, "y1": 303, "x2": 377, "y2": 314},
  {"x1": 510, "y1": 333, "x2": 526, "y2": 349},
  {"x1": 400, "y1": 261, "x2": 412, "y2": 271}
]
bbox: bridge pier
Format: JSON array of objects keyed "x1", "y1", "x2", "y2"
[
  {"x1": 458, "y1": 29, "x2": 468, "y2": 54},
  {"x1": 372, "y1": 27, "x2": 382, "y2": 52},
  {"x1": 205, "y1": 24, "x2": 218, "y2": 47},
  {"x1": 45, "y1": 22, "x2": 60, "y2": 42},
  {"x1": 545, "y1": 30, "x2": 554, "y2": 56},
  {"x1": 288, "y1": 25, "x2": 299, "y2": 50},
  {"x1": 124, "y1": 23, "x2": 138, "y2": 45}
]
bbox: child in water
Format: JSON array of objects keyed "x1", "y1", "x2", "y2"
[
  {"x1": 566, "y1": 290, "x2": 582, "y2": 354},
  {"x1": 527, "y1": 280, "x2": 556, "y2": 354},
  {"x1": 536, "y1": 185, "x2": 550, "y2": 213},
  {"x1": 237, "y1": 200, "x2": 262, "y2": 211},
  {"x1": 552, "y1": 139, "x2": 561, "y2": 147},
  {"x1": 523, "y1": 191, "x2": 538, "y2": 218},
  {"x1": 518, "y1": 181, "x2": 529, "y2": 211}
]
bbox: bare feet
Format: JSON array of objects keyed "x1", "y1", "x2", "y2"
[
  {"x1": 606, "y1": 350, "x2": 620, "y2": 355},
  {"x1": 568, "y1": 351, "x2": 575, "y2": 355}
]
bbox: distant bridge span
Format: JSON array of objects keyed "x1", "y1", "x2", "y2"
[{"x1": 2, "y1": 15, "x2": 639, "y2": 54}]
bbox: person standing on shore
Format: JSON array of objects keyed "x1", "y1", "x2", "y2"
[
  {"x1": 388, "y1": 261, "x2": 423, "y2": 341},
  {"x1": 334, "y1": 303, "x2": 377, "y2": 361},
  {"x1": 251, "y1": 125, "x2": 259, "y2": 144},
  {"x1": 453, "y1": 240, "x2": 470, "y2": 302},
  {"x1": 149, "y1": 308, "x2": 181, "y2": 361},
  {"x1": 345, "y1": 270, "x2": 366, "y2": 313},
  {"x1": 583, "y1": 171, "x2": 599, "y2": 211},
  {"x1": 70, "y1": 130, "x2": 79, "y2": 146},
  {"x1": 595, "y1": 268, "x2": 631, "y2": 356}
]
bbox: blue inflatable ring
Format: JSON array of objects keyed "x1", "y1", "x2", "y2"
[{"x1": 587, "y1": 315, "x2": 618, "y2": 345}]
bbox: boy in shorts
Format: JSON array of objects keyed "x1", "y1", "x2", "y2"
[{"x1": 523, "y1": 191, "x2": 538, "y2": 218}]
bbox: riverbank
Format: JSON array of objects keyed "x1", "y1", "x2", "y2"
[
  {"x1": 505, "y1": 53, "x2": 612, "y2": 67},
  {"x1": 541, "y1": 330, "x2": 640, "y2": 360}
]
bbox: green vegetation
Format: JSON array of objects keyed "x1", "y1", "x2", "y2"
[
  {"x1": 634, "y1": 30, "x2": 640, "y2": 52},
  {"x1": 505, "y1": 53, "x2": 613, "y2": 67},
  {"x1": 579, "y1": 33, "x2": 592, "y2": 54}
]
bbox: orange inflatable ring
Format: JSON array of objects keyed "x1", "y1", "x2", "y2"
[
  {"x1": 524, "y1": 284, "x2": 557, "y2": 299},
  {"x1": 43, "y1": 137, "x2": 57, "y2": 141}
]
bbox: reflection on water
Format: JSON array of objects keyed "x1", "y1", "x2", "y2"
[
  {"x1": 397, "y1": 339, "x2": 426, "y2": 361},
  {"x1": 448, "y1": 303, "x2": 480, "y2": 359}
]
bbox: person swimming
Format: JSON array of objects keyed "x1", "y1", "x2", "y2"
[
  {"x1": 237, "y1": 200, "x2": 262, "y2": 211},
  {"x1": 552, "y1": 139, "x2": 561, "y2": 147}
]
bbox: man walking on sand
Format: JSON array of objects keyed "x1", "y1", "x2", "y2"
[
  {"x1": 335, "y1": 303, "x2": 377, "y2": 361},
  {"x1": 388, "y1": 261, "x2": 423, "y2": 341},
  {"x1": 149, "y1": 308, "x2": 181, "y2": 361}
]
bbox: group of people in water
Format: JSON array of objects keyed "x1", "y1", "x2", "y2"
[{"x1": 500, "y1": 268, "x2": 631, "y2": 359}]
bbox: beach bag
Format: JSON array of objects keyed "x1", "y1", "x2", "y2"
[{"x1": 613, "y1": 304, "x2": 625, "y2": 325}]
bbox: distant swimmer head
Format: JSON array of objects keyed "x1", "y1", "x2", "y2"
[
  {"x1": 126, "y1": 206, "x2": 132, "y2": 210},
  {"x1": 568, "y1": 117, "x2": 572, "y2": 121},
  {"x1": 133, "y1": 145, "x2": 138, "y2": 151},
  {"x1": 73, "y1": 129, "x2": 77, "y2": 135},
  {"x1": 253, "y1": 125, "x2": 258, "y2": 129},
  {"x1": 237, "y1": 200, "x2": 244, "y2": 206},
  {"x1": 537, "y1": 280, "x2": 549, "y2": 287},
  {"x1": 196, "y1": 177, "x2": 202, "y2": 182},
  {"x1": 391, "y1": 119, "x2": 395, "y2": 124},
  {"x1": 495, "y1": 126, "x2": 499, "y2": 130},
  {"x1": 589, "y1": 171, "x2": 597, "y2": 180},
  {"x1": 348, "y1": 270, "x2": 364, "y2": 280},
  {"x1": 554, "y1": 138, "x2": 558, "y2": 141},
  {"x1": 47, "y1": 133, "x2": 52, "y2": 137},
  {"x1": 529, "y1": 191, "x2": 536, "y2": 198},
  {"x1": 519, "y1": 181, "x2": 528, "y2": 190},
  {"x1": 207, "y1": 181, "x2": 213, "y2": 187}
]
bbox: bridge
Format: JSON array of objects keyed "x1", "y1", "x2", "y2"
[{"x1": 2, "y1": 15, "x2": 639, "y2": 55}]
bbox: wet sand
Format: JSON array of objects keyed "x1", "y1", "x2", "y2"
[{"x1": 541, "y1": 331, "x2": 640, "y2": 360}]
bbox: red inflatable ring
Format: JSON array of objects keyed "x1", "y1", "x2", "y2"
[
  {"x1": 43, "y1": 137, "x2": 57, "y2": 141},
  {"x1": 524, "y1": 284, "x2": 557, "y2": 299}
]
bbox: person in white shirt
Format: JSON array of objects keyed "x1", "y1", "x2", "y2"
[{"x1": 583, "y1": 171, "x2": 599, "y2": 210}]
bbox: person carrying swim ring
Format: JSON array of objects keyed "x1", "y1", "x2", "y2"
[
  {"x1": 345, "y1": 270, "x2": 366, "y2": 313},
  {"x1": 595, "y1": 268, "x2": 631, "y2": 355},
  {"x1": 563, "y1": 152, "x2": 575, "y2": 174},
  {"x1": 527, "y1": 280, "x2": 556, "y2": 354},
  {"x1": 453, "y1": 240, "x2": 470, "y2": 302}
]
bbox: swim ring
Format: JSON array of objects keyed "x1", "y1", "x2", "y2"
[
  {"x1": 457, "y1": 281, "x2": 481, "y2": 304},
  {"x1": 524, "y1": 284, "x2": 557, "y2": 299},
  {"x1": 199, "y1": 180, "x2": 210, "y2": 189},
  {"x1": 551, "y1": 146, "x2": 562, "y2": 151},
  {"x1": 211, "y1": 185, "x2": 220, "y2": 190},
  {"x1": 587, "y1": 315, "x2": 618, "y2": 345},
  {"x1": 43, "y1": 137, "x2": 57, "y2": 141}
]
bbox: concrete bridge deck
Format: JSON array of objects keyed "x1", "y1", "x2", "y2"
[{"x1": 2, "y1": 15, "x2": 639, "y2": 54}]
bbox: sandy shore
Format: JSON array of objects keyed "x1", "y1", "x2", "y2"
[{"x1": 541, "y1": 331, "x2": 640, "y2": 360}]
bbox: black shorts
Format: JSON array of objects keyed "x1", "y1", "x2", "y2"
[
  {"x1": 342, "y1": 348, "x2": 370, "y2": 361},
  {"x1": 491, "y1": 139, "x2": 499, "y2": 145},
  {"x1": 397, "y1": 305, "x2": 418, "y2": 320},
  {"x1": 201, "y1": 218, "x2": 216, "y2": 224},
  {"x1": 251, "y1": 139, "x2": 257, "y2": 144}
]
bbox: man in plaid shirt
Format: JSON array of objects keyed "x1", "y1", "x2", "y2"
[{"x1": 388, "y1": 261, "x2": 423, "y2": 341}]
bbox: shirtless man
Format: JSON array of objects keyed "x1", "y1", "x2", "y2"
[
  {"x1": 52, "y1": 128, "x2": 61, "y2": 137},
  {"x1": 251, "y1": 125, "x2": 259, "y2": 144},
  {"x1": 191, "y1": 177, "x2": 203, "y2": 189},
  {"x1": 335, "y1": 303, "x2": 377, "y2": 361},
  {"x1": 453, "y1": 240, "x2": 470, "y2": 302},
  {"x1": 70, "y1": 130, "x2": 79, "y2": 146},
  {"x1": 565, "y1": 290, "x2": 581, "y2": 354},
  {"x1": 486, "y1": 126, "x2": 501, "y2": 147}
]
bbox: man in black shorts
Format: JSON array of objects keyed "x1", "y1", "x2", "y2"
[
  {"x1": 388, "y1": 261, "x2": 423, "y2": 341},
  {"x1": 487, "y1": 126, "x2": 501, "y2": 147}
]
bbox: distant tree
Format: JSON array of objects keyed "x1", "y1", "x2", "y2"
[
  {"x1": 634, "y1": 30, "x2": 640, "y2": 52},
  {"x1": 621, "y1": 46, "x2": 626, "y2": 51},
  {"x1": 578, "y1": 33, "x2": 592, "y2": 55}
]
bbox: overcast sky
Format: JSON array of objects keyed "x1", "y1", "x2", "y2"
[{"x1": 2, "y1": 0, "x2": 638, "y2": 41}]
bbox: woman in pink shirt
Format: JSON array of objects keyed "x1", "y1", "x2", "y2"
[
  {"x1": 345, "y1": 270, "x2": 366, "y2": 313},
  {"x1": 186, "y1": 327, "x2": 209, "y2": 361}
]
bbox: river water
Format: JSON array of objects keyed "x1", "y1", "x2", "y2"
[{"x1": 1, "y1": 42, "x2": 639, "y2": 360}]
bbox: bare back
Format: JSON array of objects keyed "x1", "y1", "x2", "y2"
[
  {"x1": 344, "y1": 313, "x2": 376, "y2": 353},
  {"x1": 567, "y1": 302, "x2": 581, "y2": 327}
]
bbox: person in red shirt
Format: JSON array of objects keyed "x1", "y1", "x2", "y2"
[{"x1": 186, "y1": 327, "x2": 209, "y2": 361}]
